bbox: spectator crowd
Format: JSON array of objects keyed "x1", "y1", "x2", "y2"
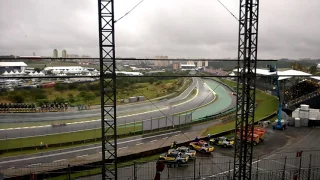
[{"x1": 284, "y1": 80, "x2": 320, "y2": 101}]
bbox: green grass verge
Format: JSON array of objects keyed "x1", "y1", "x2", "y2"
[
  {"x1": 46, "y1": 153, "x2": 161, "y2": 180},
  {"x1": 203, "y1": 78, "x2": 278, "y2": 135},
  {"x1": 0, "y1": 123, "x2": 142, "y2": 151}
]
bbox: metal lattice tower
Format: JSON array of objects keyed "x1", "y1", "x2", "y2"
[
  {"x1": 234, "y1": 0, "x2": 259, "y2": 180},
  {"x1": 98, "y1": 0, "x2": 117, "y2": 179}
]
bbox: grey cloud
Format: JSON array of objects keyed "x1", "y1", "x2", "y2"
[{"x1": 0, "y1": 0, "x2": 320, "y2": 59}]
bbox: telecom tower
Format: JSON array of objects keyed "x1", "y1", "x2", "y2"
[{"x1": 234, "y1": 0, "x2": 260, "y2": 180}]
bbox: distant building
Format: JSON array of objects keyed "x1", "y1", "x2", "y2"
[
  {"x1": 173, "y1": 63, "x2": 180, "y2": 70},
  {"x1": 187, "y1": 61, "x2": 195, "y2": 65},
  {"x1": 205, "y1": 61, "x2": 208, "y2": 67},
  {"x1": 0, "y1": 62, "x2": 28, "y2": 74},
  {"x1": 53, "y1": 49, "x2": 58, "y2": 58},
  {"x1": 153, "y1": 56, "x2": 169, "y2": 67},
  {"x1": 44, "y1": 66, "x2": 88, "y2": 74},
  {"x1": 197, "y1": 61, "x2": 202, "y2": 68},
  {"x1": 180, "y1": 64, "x2": 196, "y2": 71},
  {"x1": 62, "y1": 50, "x2": 67, "y2": 58}
]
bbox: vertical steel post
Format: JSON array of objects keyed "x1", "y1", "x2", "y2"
[
  {"x1": 229, "y1": 160, "x2": 232, "y2": 180},
  {"x1": 68, "y1": 164, "x2": 71, "y2": 180},
  {"x1": 234, "y1": 0, "x2": 259, "y2": 180},
  {"x1": 282, "y1": 156, "x2": 287, "y2": 180},
  {"x1": 133, "y1": 161, "x2": 137, "y2": 180},
  {"x1": 98, "y1": 0, "x2": 117, "y2": 179},
  {"x1": 194, "y1": 158, "x2": 196, "y2": 180},
  {"x1": 198, "y1": 162, "x2": 201, "y2": 178},
  {"x1": 298, "y1": 153, "x2": 302, "y2": 179}
]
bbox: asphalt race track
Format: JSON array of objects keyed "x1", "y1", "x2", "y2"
[
  {"x1": 0, "y1": 78, "x2": 232, "y2": 139},
  {"x1": 0, "y1": 78, "x2": 237, "y2": 169}
]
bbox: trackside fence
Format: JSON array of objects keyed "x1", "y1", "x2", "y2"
[{"x1": 2, "y1": 150, "x2": 320, "y2": 180}]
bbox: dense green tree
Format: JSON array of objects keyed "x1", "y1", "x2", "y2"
[{"x1": 309, "y1": 65, "x2": 317, "y2": 75}]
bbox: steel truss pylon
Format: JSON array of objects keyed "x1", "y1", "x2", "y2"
[
  {"x1": 98, "y1": 0, "x2": 117, "y2": 179},
  {"x1": 234, "y1": 0, "x2": 259, "y2": 180}
]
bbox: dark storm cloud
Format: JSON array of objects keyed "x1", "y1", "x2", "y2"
[{"x1": 0, "y1": 0, "x2": 319, "y2": 59}]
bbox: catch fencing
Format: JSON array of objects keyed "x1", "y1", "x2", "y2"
[
  {"x1": 2, "y1": 150, "x2": 320, "y2": 180},
  {"x1": 142, "y1": 114, "x2": 193, "y2": 131}
]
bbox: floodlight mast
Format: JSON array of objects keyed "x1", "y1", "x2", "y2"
[
  {"x1": 234, "y1": 0, "x2": 259, "y2": 180},
  {"x1": 98, "y1": 0, "x2": 117, "y2": 179}
]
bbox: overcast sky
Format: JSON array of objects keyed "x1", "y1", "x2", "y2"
[{"x1": 0, "y1": 0, "x2": 319, "y2": 59}]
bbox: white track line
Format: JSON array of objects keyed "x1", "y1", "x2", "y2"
[
  {"x1": 53, "y1": 159, "x2": 66, "y2": 163},
  {"x1": 28, "y1": 163, "x2": 41, "y2": 167},
  {"x1": 136, "y1": 143, "x2": 144, "y2": 146},
  {"x1": 77, "y1": 154, "x2": 88, "y2": 158}
]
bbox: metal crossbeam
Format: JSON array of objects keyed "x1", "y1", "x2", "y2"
[
  {"x1": 98, "y1": 0, "x2": 117, "y2": 179},
  {"x1": 234, "y1": 0, "x2": 259, "y2": 180}
]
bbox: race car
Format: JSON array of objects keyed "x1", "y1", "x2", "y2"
[
  {"x1": 51, "y1": 122, "x2": 67, "y2": 127},
  {"x1": 168, "y1": 146, "x2": 197, "y2": 159},
  {"x1": 189, "y1": 140, "x2": 214, "y2": 153},
  {"x1": 209, "y1": 136, "x2": 234, "y2": 148},
  {"x1": 158, "y1": 151, "x2": 189, "y2": 164}
]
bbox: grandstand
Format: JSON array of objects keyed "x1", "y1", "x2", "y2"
[{"x1": 284, "y1": 80, "x2": 320, "y2": 101}]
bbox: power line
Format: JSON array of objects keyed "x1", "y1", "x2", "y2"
[
  {"x1": 115, "y1": 0, "x2": 145, "y2": 23},
  {"x1": 216, "y1": 0, "x2": 239, "y2": 21}
]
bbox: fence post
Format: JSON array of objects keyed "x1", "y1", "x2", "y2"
[
  {"x1": 282, "y1": 156, "x2": 287, "y2": 180},
  {"x1": 133, "y1": 160, "x2": 137, "y2": 180},
  {"x1": 228, "y1": 160, "x2": 231, "y2": 180},
  {"x1": 198, "y1": 162, "x2": 201, "y2": 178},
  {"x1": 307, "y1": 154, "x2": 312, "y2": 180},
  {"x1": 167, "y1": 164, "x2": 170, "y2": 180},
  {"x1": 68, "y1": 164, "x2": 71, "y2": 180},
  {"x1": 256, "y1": 157, "x2": 259, "y2": 180},
  {"x1": 194, "y1": 158, "x2": 196, "y2": 180}
]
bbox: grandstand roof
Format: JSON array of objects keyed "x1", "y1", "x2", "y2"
[
  {"x1": 232, "y1": 68, "x2": 275, "y2": 75},
  {"x1": 232, "y1": 68, "x2": 320, "y2": 81},
  {"x1": 0, "y1": 62, "x2": 27, "y2": 67},
  {"x1": 278, "y1": 70, "x2": 311, "y2": 81}
]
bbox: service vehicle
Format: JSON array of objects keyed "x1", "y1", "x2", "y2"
[
  {"x1": 253, "y1": 127, "x2": 266, "y2": 142},
  {"x1": 189, "y1": 140, "x2": 214, "y2": 153},
  {"x1": 237, "y1": 132, "x2": 260, "y2": 146},
  {"x1": 209, "y1": 136, "x2": 234, "y2": 148},
  {"x1": 168, "y1": 146, "x2": 196, "y2": 159},
  {"x1": 51, "y1": 122, "x2": 67, "y2": 127}
]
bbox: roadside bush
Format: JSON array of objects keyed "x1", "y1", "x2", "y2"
[
  {"x1": 36, "y1": 99, "x2": 50, "y2": 106},
  {"x1": 55, "y1": 84, "x2": 67, "y2": 91},
  {"x1": 78, "y1": 84, "x2": 88, "y2": 91},
  {"x1": 31, "y1": 89, "x2": 47, "y2": 99},
  {"x1": 55, "y1": 97, "x2": 66, "y2": 104},
  {"x1": 69, "y1": 98, "x2": 76, "y2": 103},
  {"x1": 68, "y1": 83, "x2": 78, "y2": 90},
  {"x1": 78, "y1": 91, "x2": 87, "y2": 98},
  {"x1": 8, "y1": 93, "x2": 25, "y2": 103}
]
